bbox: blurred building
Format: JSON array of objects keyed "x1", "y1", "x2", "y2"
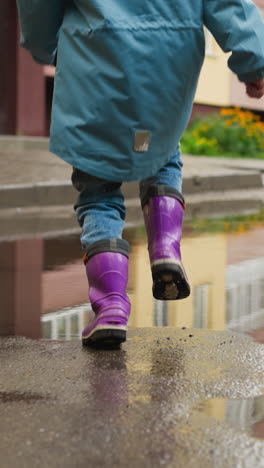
[
  {"x1": 195, "y1": 0, "x2": 264, "y2": 119},
  {"x1": 129, "y1": 234, "x2": 227, "y2": 331},
  {"x1": 1, "y1": 0, "x2": 264, "y2": 137}
]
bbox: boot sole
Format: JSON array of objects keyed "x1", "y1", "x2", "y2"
[
  {"x1": 82, "y1": 327, "x2": 127, "y2": 349},
  {"x1": 152, "y1": 263, "x2": 190, "y2": 300}
]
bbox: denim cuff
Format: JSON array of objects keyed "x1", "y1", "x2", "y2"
[
  {"x1": 140, "y1": 184, "x2": 185, "y2": 209},
  {"x1": 83, "y1": 238, "x2": 130, "y2": 263}
]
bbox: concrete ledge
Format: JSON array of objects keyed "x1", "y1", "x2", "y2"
[
  {"x1": 0, "y1": 187, "x2": 264, "y2": 240},
  {"x1": 0, "y1": 136, "x2": 49, "y2": 152},
  {"x1": 185, "y1": 198, "x2": 263, "y2": 220},
  {"x1": 0, "y1": 170, "x2": 262, "y2": 209},
  {"x1": 183, "y1": 171, "x2": 262, "y2": 194},
  {"x1": 0, "y1": 182, "x2": 76, "y2": 209}
]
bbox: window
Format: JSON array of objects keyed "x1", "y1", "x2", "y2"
[
  {"x1": 154, "y1": 300, "x2": 168, "y2": 326},
  {"x1": 204, "y1": 28, "x2": 216, "y2": 57},
  {"x1": 193, "y1": 284, "x2": 209, "y2": 328}
]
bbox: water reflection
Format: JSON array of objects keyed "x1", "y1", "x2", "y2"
[
  {"x1": 227, "y1": 259, "x2": 264, "y2": 334},
  {"x1": 42, "y1": 226, "x2": 264, "y2": 342},
  {"x1": 193, "y1": 394, "x2": 264, "y2": 440},
  {"x1": 42, "y1": 304, "x2": 92, "y2": 341},
  {"x1": 1, "y1": 223, "x2": 264, "y2": 342},
  {"x1": 0, "y1": 239, "x2": 43, "y2": 339}
]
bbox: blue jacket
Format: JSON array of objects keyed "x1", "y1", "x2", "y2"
[{"x1": 17, "y1": 0, "x2": 264, "y2": 181}]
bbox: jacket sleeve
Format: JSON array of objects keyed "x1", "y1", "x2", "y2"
[
  {"x1": 204, "y1": 0, "x2": 264, "y2": 82},
  {"x1": 16, "y1": 1, "x2": 65, "y2": 65}
]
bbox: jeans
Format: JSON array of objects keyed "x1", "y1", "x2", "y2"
[{"x1": 72, "y1": 147, "x2": 183, "y2": 251}]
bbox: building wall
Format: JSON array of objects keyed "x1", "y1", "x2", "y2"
[
  {"x1": 231, "y1": 74, "x2": 264, "y2": 111},
  {"x1": 230, "y1": 3, "x2": 264, "y2": 111},
  {"x1": 255, "y1": 0, "x2": 264, "y2": 10},
  {"x1": 195, "y1": 32, "x2": 231, "y2": 107},
  {"x1": 195, "y1": 1, "x2": 264, "y2": 113}
]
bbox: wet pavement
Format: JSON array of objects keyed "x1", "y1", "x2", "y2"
[
  {"x1": 1, "y1": 329, "x2": 264, "y2": 467},
  {"x1": 1, "y1": 220, "x2": 264, "y2": 466}
]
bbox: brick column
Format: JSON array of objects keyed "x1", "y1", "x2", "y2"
[
  {"x1": 0, "y1": 1, "x2": 18, "y2": 134},
  {"x1": 0, "y1": 1, "x2": 46, "y2": 136},
  {"x1": 0, "y1": 239, "x2": 43, "y2": 339},
  {"x1": 17, "y1": 44, "x2": 46, "y2": 136}
]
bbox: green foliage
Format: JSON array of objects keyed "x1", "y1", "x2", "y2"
[
  {"x1": 182, "y1": 108, "x2": 264, "y2": 158},
  {"x1": 186, "y1": 209, "x2": 264, "y2": 234}
]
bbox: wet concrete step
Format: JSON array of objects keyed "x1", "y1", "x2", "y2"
[
  {"x1": 183, "y1": 170, "x2": 262, "y2": 194},
  {"x1": 1, "y1": 329, "x2": 264, "y2": 468},
  {"x1": 127, "y1": 188, "x2": 264, "y2": 222},
  {"x1": 185, "y1": 188, "x2": 264, "y2": 219},
  {"x1": 0, "y1": 188, "x2": 264, "y2": 240},
  {"x1": 0, "y1": 170, "x2": 262, "y2": 209}
]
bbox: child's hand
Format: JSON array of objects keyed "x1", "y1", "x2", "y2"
[{"x1": 245, "y1": 78, "x2": 264, "y2": 99}]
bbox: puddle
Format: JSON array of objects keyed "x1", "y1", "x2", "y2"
[
  {"x1": 40, "y1": 223, "x2": 264, "y2": 342},
  {"x1": 1, "y1": 219, "x2": 264, "y2": 341},
  {"x1": 192, "y1": 394, "x2": 264, "y2": 440}
]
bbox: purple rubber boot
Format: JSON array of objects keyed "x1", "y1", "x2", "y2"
[
  {"x1": 82, "y1": 239, "x2": 131, "y2": 347},
  {"x1": 142, "y1": 185, "x2": 190, "y2": 301}
]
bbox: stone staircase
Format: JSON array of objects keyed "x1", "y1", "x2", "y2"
[
  {"x1": 1, "y1": 138, "x2": 264, "y2": 239},
  {"x1": 0, "y1": 167, "x2": 263, "y2": 240}
]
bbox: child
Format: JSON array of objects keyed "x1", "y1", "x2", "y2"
[{"x1": 17, "y1": 0, "x2": 264, "y2": 347}]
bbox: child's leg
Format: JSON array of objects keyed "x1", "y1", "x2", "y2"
[
  {"x1": 139, "y1": 146, "x2": 190, "y2": 301},
  {"x1": 72, "y1": 168, "x2": 130, "y2": 347},
  {"x1": 72, "y1": 168, "x2": 126, "y2": 250},
  {"x1": 139, "y1": 145, "x2": 183, "y2": 196}
]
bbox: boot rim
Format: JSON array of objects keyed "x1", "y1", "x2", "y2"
[
  {"x1": 83, "y1": 238, "x2": 130, "y2": 263},
  {"x1": 140, "y1": 184, "x2": 185, "y2": 210}
]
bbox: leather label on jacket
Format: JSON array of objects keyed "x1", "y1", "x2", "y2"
[{"x1": 134, "y1": 130, "x2": 151, "y2": 152}]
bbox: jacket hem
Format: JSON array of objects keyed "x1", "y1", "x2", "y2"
[{"x1": 49, "y1": 143, "x2": 177, "y2": 183}]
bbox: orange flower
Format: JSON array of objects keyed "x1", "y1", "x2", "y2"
[{"x1": 221, "y1": 108, "x2": 235, "y2": 116}]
